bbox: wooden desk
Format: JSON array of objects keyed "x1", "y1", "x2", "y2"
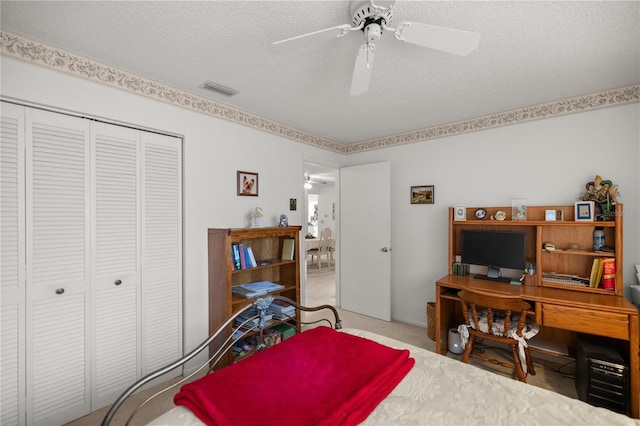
[{"x1": 436, "y1": 274, "x2": 639, "y2": 418}]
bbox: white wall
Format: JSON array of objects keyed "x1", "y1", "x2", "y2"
[
  {"x1": 348, "y1": 104, "x2": 640, "y2": 326},
  {"x1": 3, "y1": 56, "x2": 639, "y2": 351}
]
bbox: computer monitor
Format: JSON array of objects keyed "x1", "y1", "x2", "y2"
[{"x1": 461, "y1": 230, "x2": 526, "y2": 281}]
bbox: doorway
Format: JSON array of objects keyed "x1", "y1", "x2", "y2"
[{"x1": 303, "y1": 162, "x2": 338, "y2": 308}]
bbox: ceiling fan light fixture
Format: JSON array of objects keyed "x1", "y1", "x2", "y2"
[{"x1": 203, "y1": 80, "x2": 239, "y2": 97}]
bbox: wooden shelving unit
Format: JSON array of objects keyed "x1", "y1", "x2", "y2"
[
  {"x1": 208, "y1": 226, "x2": 302, "y2": 367},
  {"x1": 448, "y1": 204, "x2": 623, "y2": 296}
]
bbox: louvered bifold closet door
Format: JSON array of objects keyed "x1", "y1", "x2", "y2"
[
  {"x1": 140, "y1": 132, "x2": 182, "y2": 375},
  {"x1": 1, "y1": 102, "x2": 27, "y2": 426},
  {"x1": 91, "y1": 123, "x2": 141, "y2": 409},
  {"x1": 25, "y1": 109, "x2": 91, "y2": 426}
]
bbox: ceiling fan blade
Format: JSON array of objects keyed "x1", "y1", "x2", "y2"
[
  {"x1": 350, "y1": 44, "x2": 376, "y2": 96},
  {"x1": 270, "y1": 24, "x2": 353, "y2": 54},
  {"x1": 395, "y1": 22, "x2": 480, "y2": 56}
]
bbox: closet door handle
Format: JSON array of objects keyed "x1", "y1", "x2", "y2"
[
  {"x1": 55, "y1": 288, "x2": 65, "y2": 295},
  {"x1": 115, "y1": 280, "x2": 122, "y2": 286}
]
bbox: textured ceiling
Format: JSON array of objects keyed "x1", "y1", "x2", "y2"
[{"x1": 1, "y1": 1, "x2": 639, "y2": 146}]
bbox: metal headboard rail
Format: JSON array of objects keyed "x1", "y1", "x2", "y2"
[{"x1": 101, "y1": 295, "x2": 341, "y2": 426}]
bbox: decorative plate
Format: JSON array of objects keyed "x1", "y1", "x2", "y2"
[
  {"x1": 494, "y1": 210, "x2": 506, "y2": 221},
  {"x1": 474, "y1": 208, "x2": 487, "y2": 220}
]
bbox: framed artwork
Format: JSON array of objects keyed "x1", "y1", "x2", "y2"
[
  {"x1": 289, "y1": 198, "x2": 297, "y2": 211},
  {"x1": 411, "y1": 185, "x2": 434, "y2": 204},
  {"x1": 545, "y1": 209, "x2": 563, "y2": 221},
  {"x1": 237, "y1": 171, "x2": 258, "y2": 196},
  {"x1": 545, "y1": 209, "x2": 557, "y2": 221},
  {"x1": 454, "y1": 205, "x2": 466, "y2": 221},
  {"x1": 575, "y1": 201, "x2": 595, "y2": 221}
]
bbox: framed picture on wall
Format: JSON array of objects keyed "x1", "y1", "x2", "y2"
[
  {"x1": 237, "y1": 171, "x2": 258, "y2": 196},
  {"x1": 411, "y1": 185, "x2": 434, "y2": 204}
]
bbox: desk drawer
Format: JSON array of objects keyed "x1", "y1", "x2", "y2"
[{"x1": 541, "y1": 304, "x2": 629, "y2": 340}]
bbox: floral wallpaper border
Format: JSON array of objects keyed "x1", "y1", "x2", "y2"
[{"x1": 2, "y1": 30, "x2": 638, "y2": 155}]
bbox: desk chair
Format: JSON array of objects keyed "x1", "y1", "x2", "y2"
[
  {"x1": 307, "y1": 228, "x2": 332, "y2": 270},
  {"x1": 457, "y1": 287, "x2": 539, "y2": 382}
]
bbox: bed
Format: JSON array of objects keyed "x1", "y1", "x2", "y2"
[{"x1": 102, "y1": 296, "x2": 640, "y2": 426}]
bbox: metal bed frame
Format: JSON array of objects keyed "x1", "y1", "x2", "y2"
[{"x1": 101, "y1": 295, "x2": 342, "y2": 426}]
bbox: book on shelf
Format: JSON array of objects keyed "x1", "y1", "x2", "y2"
[
  {"x1": 231, "y1": 244, "x2": 258, "y2": 270},
  {"x1": 267, "y1": 300, "x2": 296, "y2": 319},
  {"x1": 231, "y1": 286, "x2": 266, "y2": 298},
  {"x1": 246, "y1": 247, "x2": 257, "y2": 267},
  {"x1": 231, "y1": 281, "x2": 285, "y2": 298},
  {"x1": 589, "y1": 258, "x2": 604, "y2": 288},
  {"x1": 602, "y1": 258, "x2": 616, "y2": 290},
  {"x1": 235, "y1": 306, "x2": 274, "y2": 325},
  {"x1": 595, "y1": 245, "x2": 615, "y2": 254},
  {"x1": 267, "y1": 298, "x2": 296, "y2": 314},
  {"x1": 542, "y1": 273, "x2": 589, "y2": 287},
  {"x1": 239, "y1": 243, "x2": 247, "y2": 269},
  {"x1": 231, "y1": 243, "x2": 241, "y2": 270},
  {"x1": 281, "y1": 238, "x2": 295, "y2": 261}
]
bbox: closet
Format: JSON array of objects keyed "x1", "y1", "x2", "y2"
[{"x1": 1, "y1": 102, "x2": 183, "y2": 425}]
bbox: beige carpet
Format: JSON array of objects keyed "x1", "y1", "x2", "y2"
[{"x1": 67, "y1": 269, "x2": 577, "y2": 426}]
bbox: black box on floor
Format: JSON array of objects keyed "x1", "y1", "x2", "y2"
[{"x1": 575, "y1": 333, "x2": 629, "y2": 415}]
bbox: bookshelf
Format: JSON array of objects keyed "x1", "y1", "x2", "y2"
[
  {"x1": 208, "y1": 226, "x2": 302, "y2": 367},
  {"x1": 448, "y1": 204, "x2": 623, "y2": 295}
]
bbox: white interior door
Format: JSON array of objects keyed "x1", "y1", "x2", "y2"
[
  {"x1": 140, "y1": 132, "x2": 183, "y2": 375},
  {"x1": 91, "y1": 123, "x2": 141, "y2": 408},
  {"x1": 1, "y1": 102, "x2": 27, "y2": 426},
  {"x1": 339, "y1": 161, "x2": 391, "y2": 321},
  {"x1": 25, "y1": 108, "x2": 92, "y2": 425}
]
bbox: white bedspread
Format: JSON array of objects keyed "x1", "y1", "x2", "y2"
[{"x1": 149, "y1": 328, "x2": 639, "y2": 426}]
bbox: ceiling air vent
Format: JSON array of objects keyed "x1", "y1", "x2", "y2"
[{"x1": 203, "y1": 81, "x2": 238, "y2": 97}]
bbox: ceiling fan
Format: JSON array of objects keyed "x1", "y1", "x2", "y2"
[
  {"x1": 270, "y1": 0, "x2": 480, "y2": 96},
  {"x1": 305, "y1": 176, "x2": 328, "y2": 186}
]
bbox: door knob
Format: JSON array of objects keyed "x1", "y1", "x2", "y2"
[
  {"x1": 55, "y1": 288, "x2": 65, "y2": 295},
  {"x1": 381, "y1": 247, "x2": 389, "y2": 252},
  {"x1": 115, "y1": 280, "x2": 122, "y2": 285}
]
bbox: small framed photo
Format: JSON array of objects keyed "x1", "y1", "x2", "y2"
[
  {"x1": 454, "y1": 205, "x2": 466, "y2": 221},
  {"x1": 512, "y1": 198, "x2": 527, "y2": 221},
  {"x1": 237, "y1": 171, "x2": 258, "y2": 196},
  {"x1": 411, "y1": 185, "x2": 434, "y2": 204},
  {"x1": 545, "y1": 209, "x2": 557, "y2": 221},
  {"x1": 575, "y1": 201, "x2": 595, "y2": 221},
  {"x1": 289, "y1": 198, "x2": 297, "y2": 211}
]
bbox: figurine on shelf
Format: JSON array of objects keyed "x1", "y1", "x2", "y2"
[
  {"x1": 580, "y1": 175, "x2": 620, "y2": 220},
  {"x1": 279, "y1": 214, "x2": 288, "y2": 227},
  {"x1": 250, "y1": 207, "x2": 263, "y2": 228}
]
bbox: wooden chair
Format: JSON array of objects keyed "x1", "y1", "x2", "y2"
[
  {"x1": 457, "y1": 287, "x2": 538, "y2": 382},
  {"x1": 307, "y1": 228, "x2": 333, "y2": 270}
]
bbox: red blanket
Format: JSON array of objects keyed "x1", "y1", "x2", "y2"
[{"x1": 174, "y1": 326, "x2": 414, "y2": 426}]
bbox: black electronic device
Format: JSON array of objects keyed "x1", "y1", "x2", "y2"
[
  {"x1": 461, "y1": 230, "x2": 526, "y2": 282},
  {"x1": 575, "y1": 333, "x2": 629, "y2": 415}
]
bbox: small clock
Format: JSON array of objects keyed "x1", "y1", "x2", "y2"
[{"x1": 474, "y1": 208, "x2": 487, "y2": 220}]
